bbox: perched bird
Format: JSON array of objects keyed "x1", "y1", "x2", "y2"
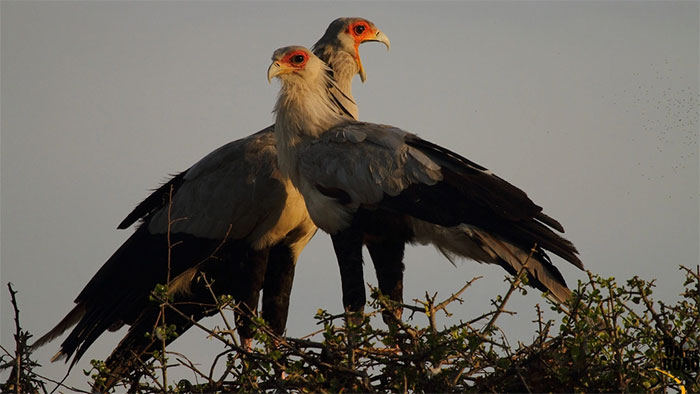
[
  {"x1": 32, "y1": 18, "x2": 389, "y2": 386},
  {"x1": 268, "y1": 46, "x2": 583, "y2": 323}
]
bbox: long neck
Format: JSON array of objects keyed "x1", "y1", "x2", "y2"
[
  {"x1": 314, "y1": 45, "x2": 359, "y2": 120},
  {"x1": 274, "y1": 74, "x2": 345, "y2": 140},
  {"x1": 273, "y1": 70, "x2": 346, "y2": 180}
]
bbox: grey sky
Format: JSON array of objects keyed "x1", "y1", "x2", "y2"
[{"x1": 2, "y1": 1, "x2": 698, "y2": 390}]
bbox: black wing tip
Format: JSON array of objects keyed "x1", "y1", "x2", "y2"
[
  {"x1": 117, "y1": 171, "x2": 188, "y2": 229},
  {"x1": 536, "y1": 212, "x2": 565, "y2": 233},
  {"x1": 569, "y1": 253, "x2": 585, "y2": 270},
  {"x1": 116, "y1": 218, "x2": 131, "y2": 230},
  {"x1": 551, "y1": 235, "x2": 584, "y2": 270},
  {"x1": 555, "y1": 241, "x2": 584, "y2": 271}
]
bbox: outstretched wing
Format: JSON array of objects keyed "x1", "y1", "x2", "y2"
[
  {"x1": 298, "y1": 120, "x2": 581, "y2": 270},
  {"x1": 398, "y1": 133, "x2": 582, "y2": 269}
]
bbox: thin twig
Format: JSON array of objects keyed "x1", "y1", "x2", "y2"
[
  {"x1": 482, "y1": 244, "x2": 537, "y2": 335},
  {"x1": 8, "y1": 283, "x2": 22, "y2": 394},
  {"x1": 434, "y1": 276, "x2": 482, "y2": 312}
]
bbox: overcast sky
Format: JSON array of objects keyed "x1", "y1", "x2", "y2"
[{"x1": 2, "y1": 1, "x2": 698, "y2": 390}]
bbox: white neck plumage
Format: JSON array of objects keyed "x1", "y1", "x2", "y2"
[{"x1": 273, "y1": 64, "x2": 348, "y2": 181}]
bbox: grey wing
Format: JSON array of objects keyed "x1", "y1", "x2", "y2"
[
  {"x1": 401, "y1": 135, "x2": 582, "y2": 269},
  {"x1": 147, "y1": 127, "x2": 288, "y2": 240},
  {"x1": 298, "y1": 121, "x2": 443, "y2": 207},
  {"x1": 299, "y1": 121, "x2": 581, "y2": 269}
]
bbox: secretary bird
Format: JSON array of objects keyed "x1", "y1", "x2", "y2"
[
  {"x1": 32, "y1": 19, "x2": 389, "y2": 387},
  {"x1": 268, "y1": 46, "x2": 583, "y2": 324}
]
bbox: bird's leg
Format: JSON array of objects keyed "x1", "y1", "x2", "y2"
[
  {"x1": 331, "y1": 225, "x2": 366, "y2": 367},
  {"x1": 366, "y1": 239, "x2": 405, "y2": 325},
  {"x1": 331, "y1": 225, "x2": 366, "y2": 330},
  {"x1": 235, "y1": 248, "x2": 270, "y2": 351},
  {"x1": 262, "y1": 243, "x2": 296, "y2": 336},
  {"x1": 262, "y1": 242, "x2": 296, "y2": 380}
]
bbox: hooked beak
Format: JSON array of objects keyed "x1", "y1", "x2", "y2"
[
  {"x1": 370, "y1": 30, "x2": 391, "y2": 51},
  {"x1": 267, "y1": 61, "x2": 289, "y2": 83},
  {"x1": 357, "y1": 30, "x2": 390, "y2": 83}
]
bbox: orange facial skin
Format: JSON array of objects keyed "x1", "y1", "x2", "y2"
[
  {"x1": 348, "y1": 20, "x2": 377, "y2": 62},
  {"x1": 280, "y1": 50, "x2": 309, "y2": 69}
]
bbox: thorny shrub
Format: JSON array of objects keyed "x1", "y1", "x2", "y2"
[{"x1": 1, "y1": 265, "x2": 697, "y2": 393}]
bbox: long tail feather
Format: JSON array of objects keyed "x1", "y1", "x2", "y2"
[
  {"x1": 410, "y1": 220, "x2": 572, "y2": 302},
  {"x1": 31, "y1": 304, "x2": 86, "y2": 350}
]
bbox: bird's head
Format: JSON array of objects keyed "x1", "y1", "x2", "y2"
[
  {"x1": 314, "y1": 17, "x2": 390, "y2": 83},
  {"x1": 267, "y1": 46, "x2": 325, "y2": 85},
  {"x1": 268, "y1": 45, "x2": 348, "y2": 139}
]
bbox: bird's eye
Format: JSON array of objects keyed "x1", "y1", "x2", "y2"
[
  {"x1": 353, "y1": 24, "x2": 366, "y2": 35},
  {"x1": 291, "y1": 54, "x2": 305, "y2": 64}
]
